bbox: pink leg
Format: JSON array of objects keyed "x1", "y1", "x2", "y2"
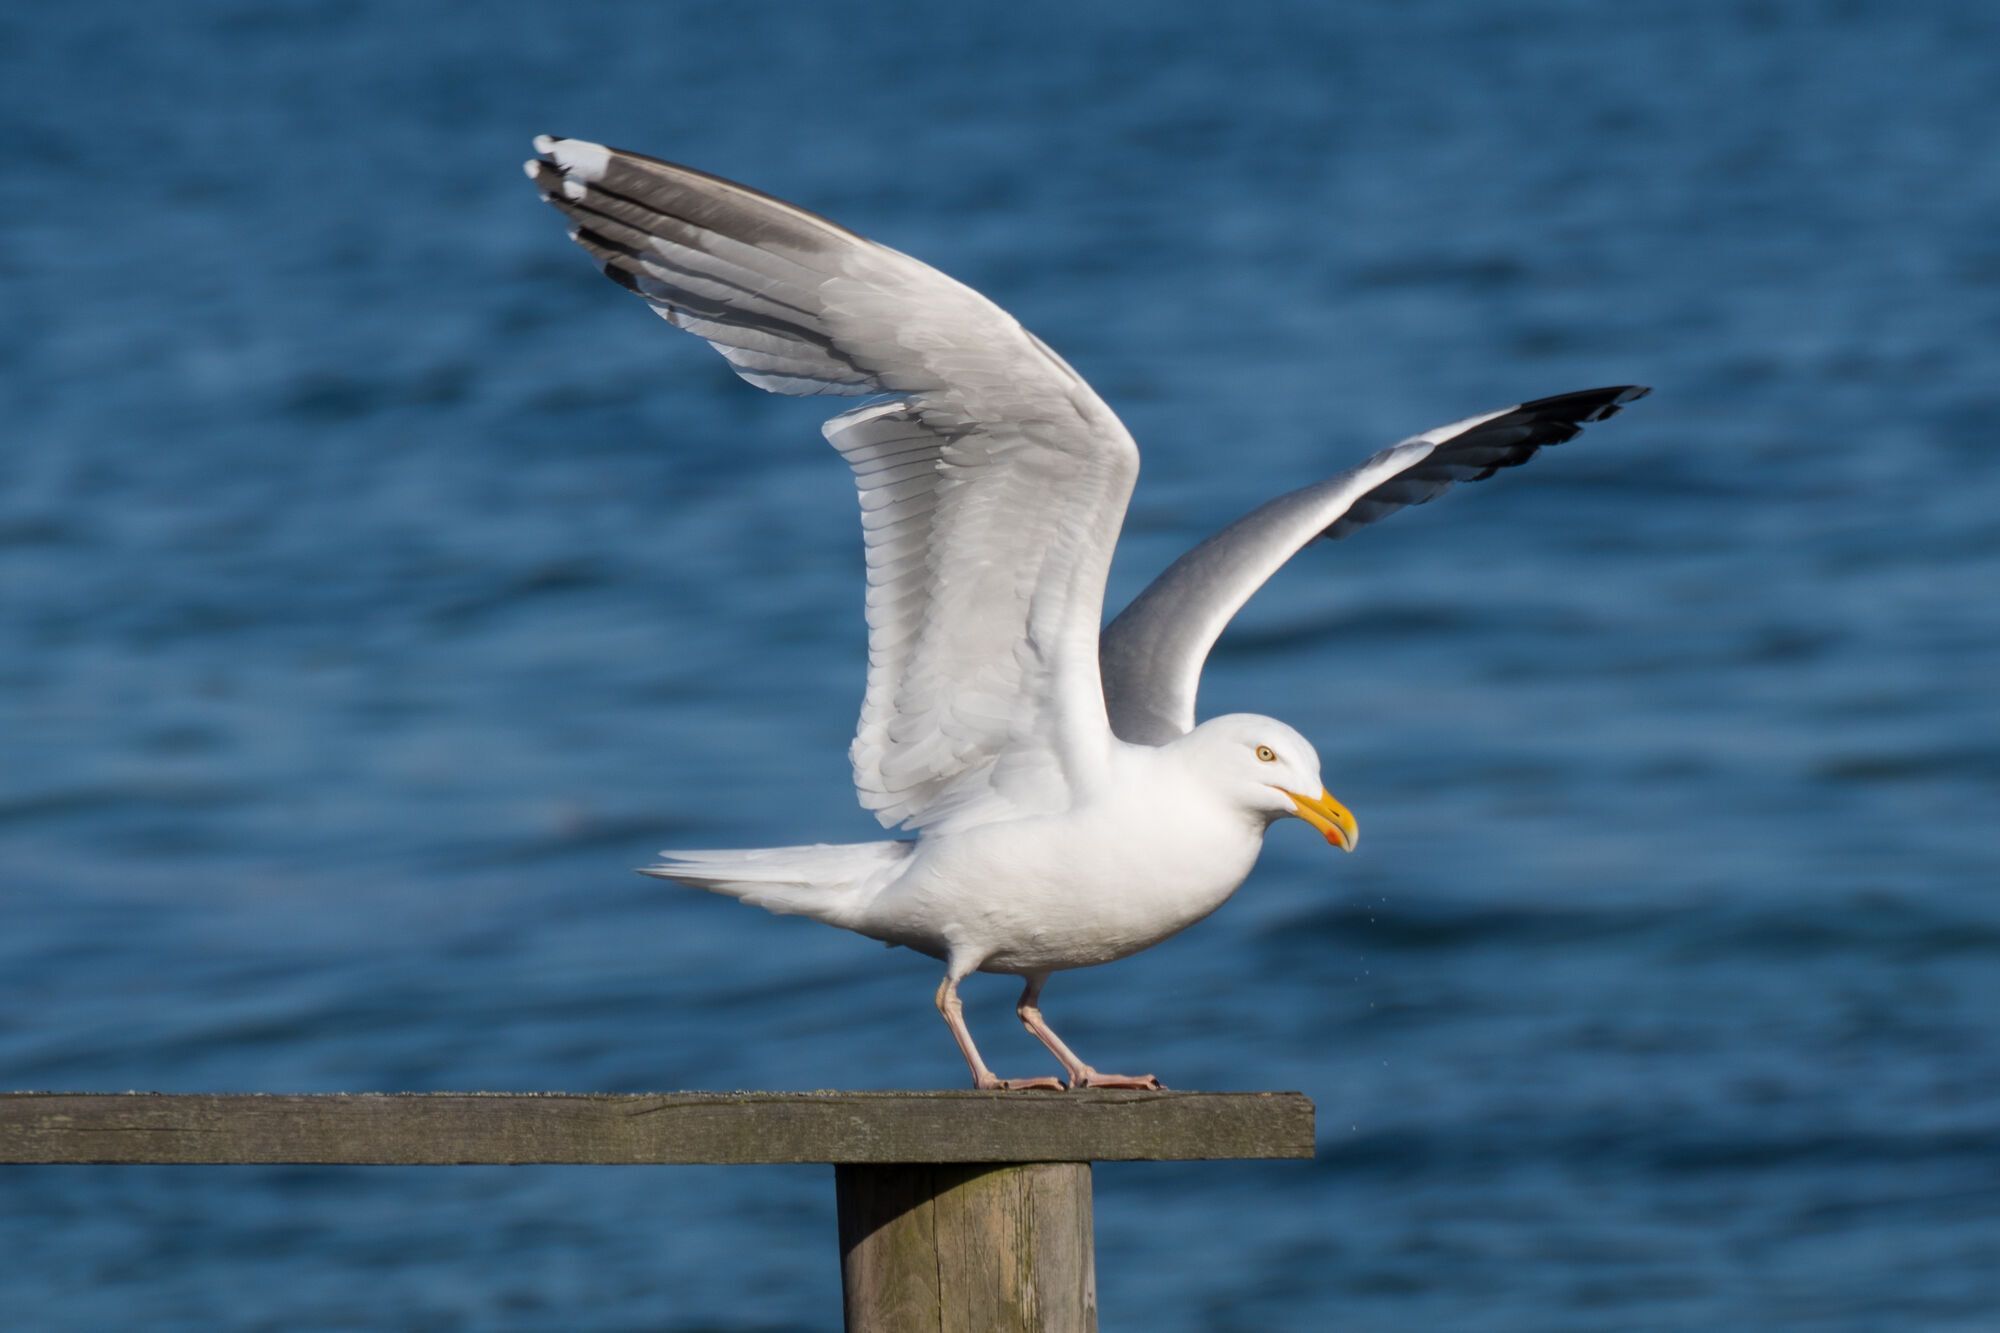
[
  {"x1": 935, "y1": 972, "x2": 1063, "y2": 1092},
  {"x1": 1015, "y1": 975, "x2": 1164, "y2": 1091}
]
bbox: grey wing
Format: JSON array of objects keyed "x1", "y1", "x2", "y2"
[
  {"x1": 1100, "y1": 386, "x2": 1650, "y2": 744},
  {"x1": 527, "y1": 138, "x2": 1139, "y2": 829}
]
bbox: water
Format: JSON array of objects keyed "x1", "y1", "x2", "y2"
[{"x1": 4, "y1": 1, "x2": 1998, "y2": 1327}]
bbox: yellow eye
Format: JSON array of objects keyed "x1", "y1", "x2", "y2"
[{"x1": 1255, "y1": 745, "x2": 1277, "y2": 762}]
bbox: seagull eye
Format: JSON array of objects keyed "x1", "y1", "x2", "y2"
[{"x1": 1255, "y1": 745, "x2": 1277, "y2": 762}]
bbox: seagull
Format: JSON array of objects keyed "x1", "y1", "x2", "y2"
[{"x1": 525, "y1": 136, "x2": 1647, "y2": 1090}]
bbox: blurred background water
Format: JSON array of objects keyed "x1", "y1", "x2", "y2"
[{"x1": 4, "y1": 1, "x2": 1998, "y2": 1328}]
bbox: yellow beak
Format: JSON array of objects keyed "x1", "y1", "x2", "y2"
[{"x1": 1282, "y1": 787, "x2": 1358, "y2": 852}]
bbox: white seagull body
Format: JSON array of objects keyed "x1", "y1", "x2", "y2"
[{"x1": 525, "y1": 136, "x2": 1647, "y2": 1089}]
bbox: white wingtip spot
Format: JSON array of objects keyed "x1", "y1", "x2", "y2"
[
  {"x1": 531, "y1": 133, "x2": 562, "y2": 155},
  {"x1": 542, "y1": 137, "x2": 610, "y2": 181},
  {"x1": 521, "y1": 159, "x2": 543, "y2": 180}
]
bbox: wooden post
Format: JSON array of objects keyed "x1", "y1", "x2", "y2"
[
  {"x1": 838, "y1": 1161, "x2": 1096, "y2": 1333},
  {"x1": 0, "y1": 1091, "x2": 1312, "y2": 1328}
]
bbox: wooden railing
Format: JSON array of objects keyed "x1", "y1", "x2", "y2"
[{"x1": 1, "y1": 1090, "x2": 1314, "y2": 1331}]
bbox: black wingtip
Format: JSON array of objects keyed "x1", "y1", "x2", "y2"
[
  {"x1": 1466, "y1": 385, "x2": 1650, "y2": 467},
  {"x1": 1316, "y1": 384, "x2": 1651, "y2": 540},
  {"x1": 1515, "y1": 384, "x2": 1652, "y2": 425}
]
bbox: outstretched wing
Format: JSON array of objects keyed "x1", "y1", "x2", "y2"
[
  {"x1": 526, "y1": 138, "x2": 1138, "y2": 828},
  {"x1": 1100, "y1": 386, "x2": 1650, "y2": 744}
]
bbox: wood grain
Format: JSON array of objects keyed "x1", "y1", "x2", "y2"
[
  {"x1": 0, "y1": 1091, "x2": 1314, "y2": 1165},
  {"x1": 837, "y1": 1162, "x2": 1096, "y2": 1333}
]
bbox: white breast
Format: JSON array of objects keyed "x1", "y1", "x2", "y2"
[{"x1": 854, "y1": 745, "x2": 1268, "y2": 974}]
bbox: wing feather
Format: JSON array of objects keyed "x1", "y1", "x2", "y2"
[
  {"x1": 528, "y1": 138, "x2": 1138, "y2": 827},
  {"x1": 1100, "y1": 387, "x2": 1649, "y2": 744}
]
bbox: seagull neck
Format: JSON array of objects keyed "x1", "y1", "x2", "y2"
[{"x1": 1111, "y1": 732, "x2": 1275, "y2": 837}]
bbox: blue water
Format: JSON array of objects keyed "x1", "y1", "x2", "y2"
[{"x1": 4, "y1": 1, "x2": 1998, "y2": 1327}]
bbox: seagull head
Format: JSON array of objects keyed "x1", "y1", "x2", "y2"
[{"x1": 1182, "y1": 714, "x2": 1357, "y2": 851}]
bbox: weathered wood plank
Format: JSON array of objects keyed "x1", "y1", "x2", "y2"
[
  {"x1": 837, "y1": 1162, "x2": 1096, "y2": 1333},
  {"x1": 0, "y1": 1092, "x2": 1314, "y2": 1165}
]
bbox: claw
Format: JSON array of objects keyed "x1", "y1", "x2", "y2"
[{"x1": 1068, "y1": 1070, "x2": 1164, "y2": 1090}]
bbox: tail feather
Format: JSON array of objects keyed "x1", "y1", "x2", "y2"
[{"x1": 642, "y1": 839, "x2": 912, "y2": 927}]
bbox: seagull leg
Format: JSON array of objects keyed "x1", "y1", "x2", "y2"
[
  {"x1": 936, "y1": 968, "x2": 1063, "y2": 1092},
  {"x1": 1015, "y1": 975, "x2": 1164, "y2": 1091}
]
